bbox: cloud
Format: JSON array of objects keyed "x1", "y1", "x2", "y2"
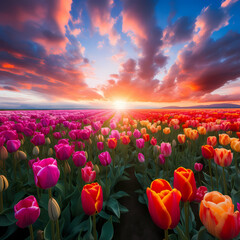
[
  {"x1": 86, "y1": 0, "x2": 120, "y2": 45},
  {"x1": 158, "y1": 5, "x2": 240, "y2": 103},
  {"x1": 221, "y1": 0, "x2": 239, "y2": 8},
  {"x1": 111, "y1": 51, "x2": 126, "y2": 62}
]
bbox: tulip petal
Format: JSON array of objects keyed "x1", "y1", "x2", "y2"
[{"x1": 150, "y1": 179, "x2": 172, "y2": 193}]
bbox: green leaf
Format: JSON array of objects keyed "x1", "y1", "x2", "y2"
[
  {"x1": 111, "y1": 191, "x2": 129, "y2": 199},
  {"x1": 107, "y1": 198, "x2": 120, "y2": 218},
  {"x1": 197, "y1": 226, "x2": 215, "y2": 240},
  {"x1": 99, "y1": 217, "x2": 114, "y2": 240},
  {"x1": 43, "y1": 220, "x2": 51, "y2": 240},
  {"x1": 98, "y1": 211, "x2": 120, "y2": 223}
]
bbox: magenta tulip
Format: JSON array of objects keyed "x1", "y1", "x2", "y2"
[
  {"x1": 97, "y1": 142, "x2": 104, "y2": 151},
  {"x1": 72, "y1": 151, "x2": 87, "y2": 167},
  {"x1": 138, "y1": 153, "x2": 145, "y2": 163},
  {"x1": 194, "y1": 163, "x2": 203, "y2": 172},
  {"x1": 133, "y1": 129, "x2": 141, "y2": 138},
  {"x1": 31, "y1": 134, "x2": 45, "y2": 146},
  {"x1": 98, "y1": 151, "x2": 112, "y2": 166},
  {"x1": 136, "y1": 138, "x2": 145, "y2": 149},
  {"x1": 14, "y1": 196, "x2": 40, "y2": 228},
  {"x1": 159, "y1": 154, "x2": 166, "y2": 164},
  {"x1": 160, "y1": 142, "x2": 172, "y2": 157},
  {"x1": 81, "y1": 166, "x2": 96, "y2": 183},
  {"x1": 6, "y1": 139, "x2": 21, "y2": 153},
  {"x1": 54, "y1": 143, "x2": 73, "y2": 161},
  {"x1": 32, "y1": 158, "x2": 60, "y2": 189}
]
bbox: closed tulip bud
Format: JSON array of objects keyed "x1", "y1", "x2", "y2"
[
  {"x1": 37, "y1": 230, "x2": 44, "y2": 240},
  {"x1": 163, "y1": 127, "x2": 170, "y2": 134},
  {"x1": 98, "y1": 134, "x2": 104, "y2": 142},
  {"x1": 200, "y1": 191, "x2": 240, "y2": 240},
  {"x1": 138, "y1": 153, "x2": 145, "y2": 163},
  {"x1": 172, "y1": 139, "x2": 177, "y2": 148},
  {"x1": 18, "y1": 151, "x2": 27, "y2": 161},
  {"x1": 219, "y1": 134, "x2": 231, "y2": 146},
  {"x1": 33, "y1": 146, "x2": 40, "y2": 156},
  {"x1": 177, "y1": 134, "x2": 186, "y2": 144},
  {"x1": 157, "y1": 125, "x2": 161, "y2": 131},
  {"x1": 48, "y1": 198, "x2": 61, "y2": 221},
  {"x1": 0, "y1": 146, "x2": 8, "y2": 160},
  {"x1": 93, "y1": 164, "x2": 100, "y2": 174},
  {"x1": 45, "y1": 137, "x2": 51, "y2": 145},
  {"x1": 48, "y1": 148, "x2": 53, "y2": 156},
  {"x1": 0, "y1": 175, "x2": 9, "y2": 192},
  {"x1": 194, "y1": 163, "x2": 203, "y2": 172},
  {"x1": 64, "y1": 161, "x2": 71, "y2": 175}
]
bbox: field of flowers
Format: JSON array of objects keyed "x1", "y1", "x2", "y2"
[{"x1": 0, "y1": 109, "x2": 240, "y2": 240}]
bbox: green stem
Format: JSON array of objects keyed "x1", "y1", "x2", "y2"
[
  {"x1": 184, "y1": 201, "x2": 189, "y2": 239},
  {"x1": 197, "y1": 172, "x2": 201, "y2": 186},
  {"x1": 48, "y1": 188, "x2": 52, "y2": 199},
  {"x1": 13, "y1": 153, "x2": 17, "y2": 181},
  {"x1": 0, "y1": 191, "x2": 3, "y2": 213},
  {"x1": 155, "y1": 159, "x2": 159, "y2": 178},
  {"x1": 93, "y1": 214, "x2": 97, "y2": 240},
  {"x1": 29, "y1": 225, "x2": 34, "y2": 240},
  {"x1": 36, "y1": 187, "x2": 40, "y2": 200},
  {"x1": 63, "y1": 162, "x2": 67, "y2": 196},
  {"x1": 222, "y1": 167, "x2": 227, "y2": 195},
  {"x1": 164, "y1": 229, "x2": 168, "y2": 240},
  {"x1": 215, "y1": 163, "x2": 219, "y2": 190},
  {"x1": 51, "y1": 220, "x2": 55, "y2": 240},
  {"x1": 56, "y1": 219, "x2": 61, "y2": 240},
  {"x1": 234, "y1": 153, "x2": 238, "y2": 172},
  {"x1": 209, "y1": 160, "x2": 213, "y2": 191}
]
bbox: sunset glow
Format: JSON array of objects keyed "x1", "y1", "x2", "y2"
[{"x1": 0, "y1": 0, "x2": 240, "y2": 109}]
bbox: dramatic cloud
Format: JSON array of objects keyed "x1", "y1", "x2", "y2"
[
  {"x1": 86, "y1": 0, "x2": 120, "y2": 45},
  {"x1": 221, "y1": 0, "x2": 239, "y2": 8}
]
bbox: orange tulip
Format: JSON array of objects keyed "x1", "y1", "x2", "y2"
[
  {"x1": 231, "y1": 139, "x2": 240, "y2": 152},
  {"x1": 140, "y1": 128, "x2": 147, "y2": 134},
  {"x1": 177, "y1": 134, "x2": 186, "y2": 144},
  {"x1": 143, "y1": 134, "x2": 150, "y2": 142},
  {"x1": 146, "y1": 179, "x2": 181, "y2": 230},
  {"x1": 219, "y1": 134, "x2": 231, "y2": 146},
  {"x1": 214, "y1": 148, "x2": 233, "y2": 167},
  {"x1": 120, "y1": 135, "x2": 130, "y2": 145},
  {"x1": 81, "y1": 182, "x2": 103, "y2": 216},
  {"x1": 183, "y1": 128, "x2": 192, "y2": 138},
  {"x1": 200, "y1": 191, "x2": 240, "y2": 240},
  {"x1": 107, "y1": 138, "x2": 117, "y2": 149},
  {"x1": 201, "y1": 145, "x2": 214, "y2": 159},
  {"x1": 197, "y1": 126, "x2": 206, "y2": 135},
  {"x1": 173, "y1": 167, "x2": 197, "y2": 202},
  {"x1": 189, "y1": 129, "x2": 199, "y2": 140},
  {"x1": 207, "y1": 136, "x2": 217, "y2": 147},
  {"x1": 163, "y1": 127, "x2": 170, "y2": 135}
]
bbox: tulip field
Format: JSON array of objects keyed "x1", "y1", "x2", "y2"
[{"x1": 1, "y1": 109, "x2": 240, "y2": 240}]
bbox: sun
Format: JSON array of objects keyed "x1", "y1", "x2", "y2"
[{"x1": 113, "y1": 100, "x2": 127, "y2": 110}]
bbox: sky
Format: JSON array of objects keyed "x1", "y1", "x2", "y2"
[{"x1": 0, "y1": 0, "x2": 240, "y2": 109}]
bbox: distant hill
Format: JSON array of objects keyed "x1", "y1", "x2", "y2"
[{"x1": 161, "y1": 103, "x2": 240, "y2": 109}]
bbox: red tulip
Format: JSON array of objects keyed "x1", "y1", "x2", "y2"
[
  {"x1": 201, "y1": 145, "x2": 214, "y2": 159},
  {"x1": 107, "y1": 138, "x2": 117, "y2": 149}
]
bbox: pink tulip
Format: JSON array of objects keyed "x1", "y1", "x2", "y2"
[
  {"x1": 32, "y1": 158, "x2": 60, "y2": 189},
  {"x1": 28, "y1": 158, "x2": 40, "y2": 169},
  {"x1": 23, "y1": 127, "x2": 34, "y2": 137},
  {"x1": 0, "y1": 130, "x2": 18, "y2": 141},
  {"x1": 150, "y1": 137, "x2": 157, "y2": 146},
  {"x1": 0, "y1": 136, "x2": 5, "y2": 147},
  {"x1": 110, "y1": 130, "x2": 120, "y2": 140},
  {"x1": 58, "y1": 138, "x2": 69, "y2": 145},
  {"x1": 6, "y1": 139, "x2": 21, "y2": 153},
  {"x1": 14, "y1": 196, "x2": 40, "y2": 228},
  {"x1": 138, "y1": 153, "x2": 145, "y2": 163},
  {"x1": 97, "y1": 142, "x2": 104, "y2": 151},
  {"x1": 53, "y1": 132, "x2": 62, "y2": 139},
  {"x1": 194, "y1": 186, "x2": 208, "y2": 202},
  {"x1": 194, "y1": 163, "x2": 203, "y2": 172},
  {"x1": 133, "y1": 129, "x2": 141, "y2": 138},
  {"x1": 127, "y1": 131, "x2": 132, "y2": 137},
  {"x1": 72, "y1": 151, "x2": 87, "y2": 167},
  {"x1": 101, "y1": 127, "x2": 110, "y2": 136},
  {"x1": 54, "y1": 143, "x2": 73, "y2": 161},
  {"x1": 31, "y1": 134, "x2": 45, "y2": 146},
  {"x1": 160, "y1": 142, "x2": 172, "y2": 157},
  {"x1": 159, "y1": 154, "x2": 166, "y2": 164},
  {"x1": 136, "y1": 138, "x2": 145, "y2": 149},
  {"x1": 81, "y1": 166, "x2": 96, "y2": 183},
  {"x1": 98, "y1": 151, "x2": 112, "y2": 166},
  {"x1": 79, "y1": 129, "x2": 91, "y2": 140},
  {"x1": 110, "y1": 121, "x2": 117, "y2": 129}
]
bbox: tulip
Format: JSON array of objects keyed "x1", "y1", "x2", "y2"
[
  {"x1": 201, "y1": 145, "x2": 214, "y2": 159},
  {"x1": 6, "y1": 139, "x2": 21, "y2": 153},
  {"x1": 177, "y1": 134, "x2": 186, "y2": 144},
  {"x1": 237, "y1": 132, "x2": 240, "y2": 140},
  {"x1": 159, "y1": 154, "x2": 165, "y2": 164},
  {"x1": 138, "y1": 153, "x2": 145, "y2": 163},
  {"x1": 110, "y1": 121, "x2": 116, "y2": 129},
  {"x1": 0, "y1": 175, "x2": 9, "y2": 212},
  {"x1": 197, "y1": 126, "x2": 206, "y2": 135},
  {"x1": 48, "y1": 197, "x2": 61, "y2": 221},
  {"x1": 163, "y1": 127, "x2": 170, "y2": 135},
  {"x1": 214, "y1": 148, "x2": 233, "y2": 167},
  {"x1": 160, "y1": 142, "x2": 172, "y2": 157},
  {"x1": 107, "y1": 138, "x2": 117, "y2": 149},
  {"x1": 173, "y1": 167, "x2": 197, "y2": 202},
  {"x1": 98, "y1": 151, "x2": 111, "y2": 166},
  {"x1": 219, "y1": 133, "x2": 231, "y2": 146},
  {"x1": 101, "y1": 127, "x2": 110, "y2": 136},
  {"x1": 110, "y1": 130, "x2": 120, "y2": 140},
  {"x1": 231, "y1": 139, "x2": 240, "y2": 152},
  {"x1": 121, "y1": 135, "x2": 130, "y2": 145},
  {"x1": 33, "y1": 146, "x2": 40, "y2": 156},
  {"x1": 97, "y1": 142, "x2": 104, "y2": 151},
  {"x1": 150, "y1": 137, "x2": 157, "y2": 146},
  {"x1": 72, "y1": 151, "x2": 87, "y2": 167},
  {"x1": 32, "y1": 158, "x2": 60, "y2": 189},
  {"x1": 200, "y1": 191, "x2": 240, "y2": 240},
  {"x1": 53, "y1": 132, "x2": 62, "y2": 139},
  {"x1": 133, "y1": 129, "x2": 141, "y2": 138},
  {"x1": 81, "y1": 166, "x2": 96, "y2": 183},
  {"x1": 14, "y1": 195, "x2": 40, "y2": 228},
  {"x1": 207, "y1": 136, "x2": 217, "y2": 147},
  {"x1": 143, "y1": 134, "x2": 150, "y2": 142},
  {"x1": 194, "y1": 163, "x2": 203, "y2": 172},
  {"x1": 194, "y1": 186, "x2": 207, "y2": 202},
  {"x1": 54, "y1": 143, "x2": 73, "y2": 161},
  {"x1": 146, "y1": 179, "x2": 181, "y2": 239},
  {"x1": 189, "y1": 129, "x2": 199, "y2": 140},
  {"x1": 0, "y1": 136, "x2": 5, "y2": 147},
  {"x1": 136, "y1": 138, "x2": 145, "y2": 149},
  {"x1": 237, "y1": 202, "x2": 240, "y2": 212},
  {"x1": 81, "y1": 182, "x2": 103, "y2": 215},
  {"x1": 140, "y1": 128, "x2": 147, "y2": 135},
  {"x1": 31, "y1": 134, "x2": 45, "y2": 146}
]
